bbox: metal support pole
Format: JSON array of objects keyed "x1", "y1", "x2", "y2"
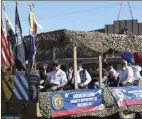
[
  {"x1": 127, "y1": 1, "x2": 133, "y2": 20},
  {"x1": 117, "y1": 1, "x2": 123, "y2": 21},
  {"x1": 99, "y1": 55, "x2": 102, "y2": 88},
  {"x1": 73, "y1": 46, "x2": 78, "y2": 89},
  {"x1": 52, "y1": 47, "x2": 56, "y2": 61}
]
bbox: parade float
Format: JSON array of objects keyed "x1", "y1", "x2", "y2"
[
  {"x1": 36, "y1": 29, "x2": 142, "y2": 119},
  {"x1": 2, "y1": 29, "x2": 142, "y2": 119}
]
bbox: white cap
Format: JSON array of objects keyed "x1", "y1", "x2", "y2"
[{"x1": 121, "y1": 60, "x2": 128, "y2": 64}]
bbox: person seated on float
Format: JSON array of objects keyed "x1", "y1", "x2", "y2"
[
  {"x1": 107, "y1": 65, "x2": 119, "y2": 87},
  {"x1": 63, "y1": 62, "x2": 74, "y2": 90},
  {"x1": 66, "y1": 60, "x2": 92, "y2": 89},
  {"x1": 38, "y1": 63, "x2": 49, "y2": 91},
  {"x1": 45, "y1": 60, "x2": 68, "y2": 91},
  {"x1": 117, "y1": 60, "x2": 134, "y2": 86},
  {"x1": 28, "y1": 70, "x2": 40, "y2": 101},
  {"x1": 88, "y1": 66, "x2": 100, "y2": 89},
  {"x1": 131, "y1": 64, "x2": 142, "y2": 86},
  {"x1": 93, "y1": 62, "x2": 109, "y2": 88},
  {"x1": 38, "y1": 64, "x2": 47, "y2": 80}
]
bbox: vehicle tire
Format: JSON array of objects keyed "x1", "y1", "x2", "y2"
[{"x1": 119, "y1": 111, "x2": 136, "y2": 119}]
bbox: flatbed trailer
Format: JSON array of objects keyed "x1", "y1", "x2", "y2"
[{"x1": 2, "y1": 30, "x2": 142, "y2": 119}]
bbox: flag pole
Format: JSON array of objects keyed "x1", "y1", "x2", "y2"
[
  {"x1": 15, "y1": 0, "x2": 19, "y2": 72},
  {"x1": 31, "y1": 4, "x2": 37, "y2": 72},
  {"x1": 29, "y1": 4, "x2": 32, "y2": 71},
  {"x1": 3, "y1": 2, "x2": 12, "y2": 72}
]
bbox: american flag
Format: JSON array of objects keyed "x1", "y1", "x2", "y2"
[{"x1": 1, "y1": 22, "x2": 14, "y2": 70}]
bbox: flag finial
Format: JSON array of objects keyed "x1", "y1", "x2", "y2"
[
  {"x1": 15, "y1": 0, "x2": 18, "y2": 6},
  {"x1": 29, "y1": 4, "x2": 35, "y2": 11}
]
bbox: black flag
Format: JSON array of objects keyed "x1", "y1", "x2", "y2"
[{"x1": 15, "y1": 3, "x2": 27, "y2": 70}]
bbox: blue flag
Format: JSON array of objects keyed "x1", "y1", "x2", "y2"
[
  {"x1": 15, "y1": 4, "x2": 27, "y2": 70},
  {"x1": 121, "y1": 52, "x2": 135, "y2": 64},
  {"x1": 29, "y1": 34, "x2": 36, "y2": 69}
]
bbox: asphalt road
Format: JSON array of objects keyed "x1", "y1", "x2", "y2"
[
  {"x1": 2, "y1": 112, "x2": 142, "y2": 119},
  {"x1": 32, "y1": 113, "x2": 141, "y2": 119},
  {"x1": 55, "y1": 113, "x2": 142, "y2": 119}
]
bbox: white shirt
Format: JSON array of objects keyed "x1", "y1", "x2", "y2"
[
  {"x1": 68, "y1": 68, "x2": 92, "y2": 86},
  {"x1": 118, "y1": 66, "x2": 133, "y2": 83},
  {"x1": 47, "y1": 69, "x2": 67, "y2": 85},
  {"x1": 132, "y1": 65, "x2": 142, "y2": 80}
]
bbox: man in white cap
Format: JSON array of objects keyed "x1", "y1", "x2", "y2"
[
  {"x1": 45, "y1": 60, "x2": 68, "y2": 91},
  {"x1": 118, "y1": 60, "x2": 134, "y2": 86}
]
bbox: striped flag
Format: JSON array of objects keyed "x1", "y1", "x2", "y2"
[
  {"x1": 1, "y1": 21, "x2": 14, "y2": 70},
  {"x1": 28, "y1": 7, "x2": 43, "y2": 69},
  {"x1": 29, "y1": 11, "x2": 37, "y2": 36},
  {"x1": 13, "y1": 75, "x2": 29, "y2": 100},
  {"x1": 28, "y1": 10, "x2": 43, "y2": 36}
]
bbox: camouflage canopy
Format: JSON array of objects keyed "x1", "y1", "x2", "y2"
[{"x1": 24, "y1": 29, "x2": 142, "y2": 57}]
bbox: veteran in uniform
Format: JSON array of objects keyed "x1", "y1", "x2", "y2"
[{"x1": 46, "y1": 61, "x2": 68, "y2": 91}]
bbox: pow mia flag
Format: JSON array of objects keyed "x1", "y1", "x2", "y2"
[{"x1": 15, "y1": 4, "x2": 26, "y2": 70}]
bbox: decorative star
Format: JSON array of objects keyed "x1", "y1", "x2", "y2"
[
  {"x1": 128, "y1": 96, "x2": 131, "y2": 100},
  {"x1": 65, "y1": 93, "x2": 68, "y2": 98},
  {"x1": 98, "y1": 90, "x2": 102, "y2": 94}
]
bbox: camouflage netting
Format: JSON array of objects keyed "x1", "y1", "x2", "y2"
[
  {"x1": 39, "y1": 88, "x2": 142, "y2": 118},
  {"x1": 24, "y1": 29, "x2": 142, "y2": 57},
  {"x1": 39, "y1": 92, "x2": 51, "y2": 118},
  {"x1": 34, "y1": 30, "x2": 142, "y2": 118}
]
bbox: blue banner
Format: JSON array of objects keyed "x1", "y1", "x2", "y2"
[
  {"x1": 110, "y1": 86, "x2": 142, "y2": 107},
  {"x1": 49, "y1": 89, "x2": 104, "y2": 117}
]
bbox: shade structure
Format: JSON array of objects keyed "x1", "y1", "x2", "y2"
[{"x1": 24, "y1": 29, "x2": 142, "y2": 56}]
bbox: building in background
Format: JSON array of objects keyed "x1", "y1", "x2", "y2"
[{"x1": 91, "y1": 19, "x2": 142, "y2": 35}]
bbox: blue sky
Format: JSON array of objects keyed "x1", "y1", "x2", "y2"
[{"x1": 2, "y1": 1, "x2": 142, "y2": 36}]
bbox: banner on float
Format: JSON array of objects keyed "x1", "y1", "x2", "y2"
[
  {"x1": 49, "y1": 89, "x2": 104, "y2": 117},
  {"x1": 110, "y1": 86, "x2": 142, "y2": 107}
]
